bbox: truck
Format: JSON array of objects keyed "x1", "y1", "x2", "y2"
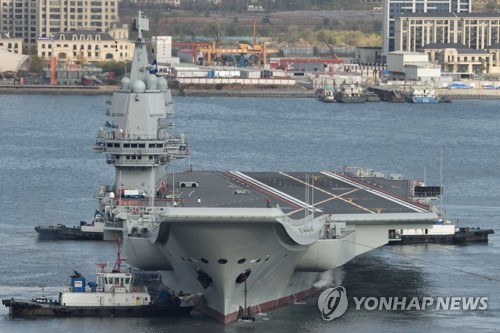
[{"x1": 122, "y1": 190, "x2": 146, "y2": 198}]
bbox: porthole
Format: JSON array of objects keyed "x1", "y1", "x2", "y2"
[
  {"x1": 188, "y1": 257, "x2": 198, "y2": 263},
  {"x1": 283, "y1": 253, "x2": 288, "y2": 257},
  {"x1": 181, "y1": 257, "x2": 186, "y2": 261},
  {"x1": 237, "y1": 258, "x2": 246, "y2": 264},
  {"x1": 218, "y1": 259, "x2": 227, "y2": 264},
  {"x1": 201, "y1": 258, "x2": 209, "y2": 264}
]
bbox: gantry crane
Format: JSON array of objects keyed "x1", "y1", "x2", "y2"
[{"x1": 198, "y1": 18, "x2": 279, "y2": 67}]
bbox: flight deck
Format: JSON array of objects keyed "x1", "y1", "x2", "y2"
[{"x1": 155, "y1": 170, "x2": 429, "y2": 220}]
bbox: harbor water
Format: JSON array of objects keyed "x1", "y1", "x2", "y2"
[{"x1": 0, "y1": 95, "x2": 499, "y2": 333}]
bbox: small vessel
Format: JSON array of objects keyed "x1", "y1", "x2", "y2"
[
  {"x1": 319, "y1": 88, "x2": 336, "y2": 103},
  {"x1": 388, "y1": 219, "x2": 494, "y2": 244},
  {"x1": 365, "y1": 91, "x2": 381, "y2": 102},
  {"x1": 390, "y1": 178, "x2": 494, "y2": 244},
  {"x1": 335, "y1": 83, "x2": 366, "y2": 103},
  {"x1": 439, "y1": 95, "x2": 452, "y2": 103},
  {"x1": 35, "y1": 210, "x2": 104, "y2": 240},
  {"x1": 405, "y1": 87, "x2": 439, "y2": 104},
  {"x1": 2, "y1": 239, "x2": 202, "y2": 318}
]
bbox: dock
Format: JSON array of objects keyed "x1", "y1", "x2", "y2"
[{"x1": 367, "y1": 86, "x2": 405, "y2": 102}]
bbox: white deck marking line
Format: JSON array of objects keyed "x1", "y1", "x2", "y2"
[
  {"x1": 229, "y1": 171, "x2": 323, "y2": 213},
  {"x1": 279, "y1": 172, "x2": 375, "y2": 214},
  {"x1": 322, "y1": 171, "x2": 428, "y2": 213}
]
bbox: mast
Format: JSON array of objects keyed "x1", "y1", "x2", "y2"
[
  {"x1": 440, "y1": 148, "x2": 443, "y2": 216},
  {"x1": 93, "y1": 11, "x2": 189, "y2": 209}
]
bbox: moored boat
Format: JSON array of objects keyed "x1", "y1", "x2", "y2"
[
  {"x1": 35, "y1": 211, "x2": 105, "y2": 240},
  {"x1": 2, "y1": 239, "x2": 202, "y2": 318},
  {"x1": 365, "y1": 91, "x2": 381, "y2": 102},
  {"x1": 388, "y1": 219, "x2": 494, "y2": 244},
  {"x1": 335, "y1": 83, "x2": 366, "y2": 103},
  {"x1": 320, "y1": 88, "x2": 336, "y2": 103},
  {"x1": 406, "y1": 87, "x2": 439, "y2": 104}
]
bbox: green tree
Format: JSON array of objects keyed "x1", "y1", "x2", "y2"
[{"x1": 28, "y1": 55, "x2": 44, "y2": 75}]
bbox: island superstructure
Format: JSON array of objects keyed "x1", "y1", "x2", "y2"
[{"x1": 92, "y1": 12, "x2": 439, "y2": 324}]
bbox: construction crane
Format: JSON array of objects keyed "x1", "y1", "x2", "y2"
[
  {"x1": 319, "y1": 33, "x2": 338, "y2": 59},
  {"x1": 198, "y1": 17, "x2": 278, "y2": 67}
]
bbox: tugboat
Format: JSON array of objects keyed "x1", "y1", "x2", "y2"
[
  {"x1": 35, "y1": 210, "x2": 105, "y2": 240},
  {"x1": 2, "y1": 239, "x2": 202, "y2": 317},
  {"x1": 335, "y1": 83, "x2": 366, "y2": 103},
  {"x1": 320, "y1": 88, "x2": 336, "y2": 103},
  {"x1": 388, "y1": 219, "x2": 494, "y2": 244},
  {"x1": 388, "y1": 180, "x2": 494, "y2": 244},
  {"x1": 405, "y1": 87, "x2": 439, "y2": 104}
]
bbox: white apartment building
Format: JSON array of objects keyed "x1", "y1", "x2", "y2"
[
  {"x1": 382, "y1": 0, "x2": 471, "y2": 58},
  {"x1": 395, "y1": 13, "x2": 500, "y2": 52},
  {"x1": 0, "y1": 0, "x2": 37, "y2": 52},
  {"x1": 0, "y1": 0, "x2": 119, "y2": 53},
  {"x1": 37, "y1": 0, "x2": 119, "y2": 38}
]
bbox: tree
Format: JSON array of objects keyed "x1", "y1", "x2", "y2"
[
  {"x1": 75, "y1": 53, "x2": 87, "y2": 64},
  {"x1": 28, "y1": 55, "x2": 44, "y2": 75}
]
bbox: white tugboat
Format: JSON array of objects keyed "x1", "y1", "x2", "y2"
[
  {"x1": 2, "y1": 238, "x2": 201, "y2": 317},
  {"x1": 405, "y1": 87, "x2": 439, "y2": 104},
  {"x1": 60, "y1": 12, "x2": 440, "y2": 324}
]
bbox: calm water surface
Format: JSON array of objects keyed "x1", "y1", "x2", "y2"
[{"x1": 0, "y1": 94, "x2": 499, "y2": 332}]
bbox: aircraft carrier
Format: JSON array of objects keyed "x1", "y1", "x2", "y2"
[{"x1": 88, "y1": 12, "x2": 439, "y2": 323}]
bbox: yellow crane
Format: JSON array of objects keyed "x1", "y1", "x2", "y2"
[{"x1": 198, "y1": 18, "x2": 278, "y2": 67}]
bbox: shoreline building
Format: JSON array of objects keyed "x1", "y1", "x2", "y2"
[
  {"x1": 382, "y1": 0, "x2": 472, "y2": 59},
  {"x1": 393, "y1": 13, "x2": 500, "y2": 75},
  {"x1": 37, "y1": 26, "x2": 133, "y2": 63},
  {"x1": 395, "y1": 13, "x2": 500, "y2": 52},
  {"x1": 0, "y1": 0, "x2": 119, "y2": 53},
  {"x1": 0, "y1": 32, "x2": 23, "y2": 54}
]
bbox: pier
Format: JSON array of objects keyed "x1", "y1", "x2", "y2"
[{"x1": 366, "y1": 86, "x2": 405, "y2": 102}]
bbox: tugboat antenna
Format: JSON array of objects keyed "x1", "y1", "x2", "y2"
[{"x1": 113, "y1": 236, "x2": 125, "y2": 272}]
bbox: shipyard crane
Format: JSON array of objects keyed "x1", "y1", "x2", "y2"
[
  {"x1": 319, "y1": 32, "x2": 339, "y2": 59},
  {"x1": 198, "y1": 17, "x2": 279, "y2": 67}
]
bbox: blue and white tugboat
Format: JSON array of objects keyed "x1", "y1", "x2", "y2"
[
  {"x1": 2, "y1": 239, "x2": 202, "y2": 318},
  {"x1": 405, "y1": 87, "x2": 439, "y2": 104}
]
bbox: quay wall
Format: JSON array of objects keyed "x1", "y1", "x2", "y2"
[{"x1": 1, "y1": 83, "x2": 500, "y2": 99}]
